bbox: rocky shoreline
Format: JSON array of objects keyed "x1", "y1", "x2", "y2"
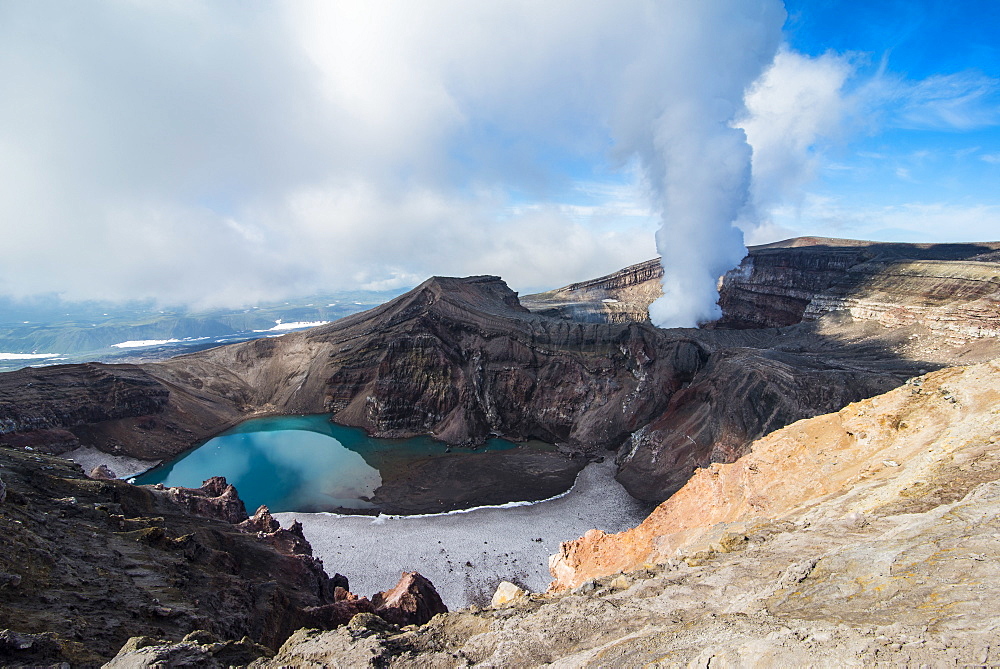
[{"x1": 275, "y1": 458, "x2": 652, "y2": 609}]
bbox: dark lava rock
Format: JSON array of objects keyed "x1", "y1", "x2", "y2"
[
  {"x1": 0, "y1": 446, "x2": 337, "y2": 666},
  {"x1": 238, "y1": 506, "x2": 314, "y2": 557},
  {"x1": 2, "y1": 239, "x2": 998, "y2": 506},
  {"x1": 165, "y1": 475, "x2": 248, "y2": 524},
  {"x1": 239, "y1": 504, "x2": 282, "y2": 534}
]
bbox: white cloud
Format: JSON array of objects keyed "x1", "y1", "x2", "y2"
[
  {"x1": 0, "y1": 0, "x2": 776, "y2": 309},
  {"x1": 887, "y1": 71, "x2": 1000, "y2": 131},
  {"x1": 4, "y1": 1, "x2": 991, "y2": 317},
  {"x1": 738, "y1": 47, "x2": 853, "y2": 216}
]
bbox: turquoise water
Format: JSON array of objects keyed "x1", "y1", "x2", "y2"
[{"x1": 133, "y1": 415, "x2": 522, "y2": 513}]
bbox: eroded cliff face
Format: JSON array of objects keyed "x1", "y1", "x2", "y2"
[
  {"x1": 521, "y1": 258, "x2": 664, "y2": 324},
  {"x1": 550, "y1": 359, "x2": 1000, "y2": 590},
  {"x1": 802, "y1": 258, "x2": 1000, "y2": 344},
  {"x1": 156, "y1": 275, "x2": 709, "y2": 453},
  {"x1": 523, "y1": 237, "x2": 1000, "y2": 332},
  {"x1": 715, "y1": 237, "x2": 1000, "y2": 334}
]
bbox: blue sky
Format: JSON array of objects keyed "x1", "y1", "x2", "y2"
[
  {"x1": 764, "y1": 0, "x2": 1000, "y2": 243},
  {"x1": 0, "y1": 1, "x2": 996, "y2": 310}
]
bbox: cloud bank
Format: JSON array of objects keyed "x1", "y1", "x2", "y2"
[
  {"x1": 0, "y1": 0, "x2": 786, "y2": 320},
  {"x1": 3, "y1": 2, "x2": 991, "y2": 324},
  {"x1": 0, "y1": 1, "x2": 652, "y2": 308}
]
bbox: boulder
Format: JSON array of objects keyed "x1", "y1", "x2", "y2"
[
  {"x1": 490, "y1": 581, "x2": 527, "y2": 607},
  {"x1": 371, "y1": 572, "x2": 447, "y2": 626},
  {"x1": 88, "y1": 464, "x2": 117, "y2": 480}
]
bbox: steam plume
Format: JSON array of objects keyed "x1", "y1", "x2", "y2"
[{"x1": 630, "y1": 1, "x2": 785, "y2": 328}]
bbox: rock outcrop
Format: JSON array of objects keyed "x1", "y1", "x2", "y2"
[
  {"x1": 103, "y1": 632, "x2": 274, "y2": 669},
  {"x1": 371, "y1": 572, "x2": 448, "y2": 627},
  {"x1": 164, "y1": 476, "x2": 248, "y2": 524},
  {"x1": 521, "y1": 257, "x2": 664, "y2": 323},
  {"x1": 0, "y1": 448, "x2": 338, "y2": 666},
  {"x1": 0, "y1": 444, "x2": 450, "y2": 666},
  {"x1": 88, "y1": 463, "x2": 116, "y2": 480}
]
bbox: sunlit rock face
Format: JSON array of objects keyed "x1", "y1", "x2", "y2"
[
  {"x1": 521, "y1": 258, "x2": 665, "y2": 324},
  {"x1": 550, "y1": 359, "x2": 1000, "y2": 590}
]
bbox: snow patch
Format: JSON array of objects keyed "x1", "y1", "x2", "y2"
[
  {"x1": 253, "y1": 320, "x2": 329, "y2": 333},
  {"x1": 0, "y1": 352, "x2": 62, "y2": 360},
  {"x1": 111, "y1": 339, "x2": 182, "y2": 348}
]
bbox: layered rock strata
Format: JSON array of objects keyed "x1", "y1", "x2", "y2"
[
  {"x1": 716, "y1": 237, "x2": 1000, "y2": 333},
  {"x1": 521, "y1": 257, "x2": 664, "y2": 323}
]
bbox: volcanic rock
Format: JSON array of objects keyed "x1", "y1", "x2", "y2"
[
  {"x1": 371, "y1": 572, "x2": 448, "y2": 626},
  {"x1": 246, "y1": 359, "x2": 1000, "y2": 667},
  {"x1": 490, "y1": 581, "x2": 527, "y2": 607},
  {"x1": 522, "y1": 257, "x2": 664, "y2": 323},
  {"x1": 549, "y1": 359, "x2": 1000, "y2": 589},
  {"x1": 0, "y1": 447, "x2": 338, "y2": 666},
  {"x1": 104, "y1": 633, "x2": 274, "y2": 668},
  {"x1": 239, "y1": 504, "x2": 281, "y2": 534},
  {"x1": 303, "y1": 597, "x2": 377, "y2": 630},
  {"x1": 1, "y1": 238, "x2": 998, "y2": 506},
  {"x1": 88, "y1": 463, "x2": 116, "y2": 480},
  {"x1": 237, "y1": 505, "x2": 315, "y2": 556},
  {"x1": 165, "y1": 476, "x2": 248, "y2": 524}
]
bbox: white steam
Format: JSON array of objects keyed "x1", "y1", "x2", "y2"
[{"x1": 631, "y1": 1, "x2": 785, "y2": 328}]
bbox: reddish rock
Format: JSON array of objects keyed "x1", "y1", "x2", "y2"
[
  {"x1": 371, "y1": 572, "x2": 447, "y2": 626},
  {"x1": 88, "y1": 464, "x2": 117, "y2": 480},
  {"x1": 165, "y1": 476, "x2": 248, "y2": 524},
  {"x1": 550, "y1": 361, "x2": 1000, "y2": 591},
  {"x1": 2, "y1": 238, "x2": 998, "y2": 507},
  {"x1": 235, "y1": 506, "x2": 316, "y2": 557}
]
